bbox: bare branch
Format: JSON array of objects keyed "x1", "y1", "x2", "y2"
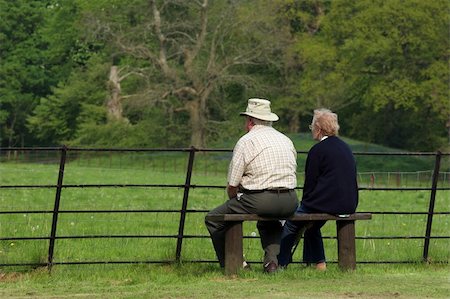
[
  {"x1": 118, "y1": 70, "x2": 147, "y2": 82},
  {"x1": 115, "y1": 34, "x2": 158, "y2": 61},
  {"x1": 183, "y1": 0, "x2": 208, "y2": 82},
  {"x1": 172, "y1": 86, "x2": 198, "y2": 97},
  {"x1": 151, "y1": 0, "x2": 176, "y2": 81},
  {"x1": 165, "y1": 31, "x2": 197, "y2": 43}
]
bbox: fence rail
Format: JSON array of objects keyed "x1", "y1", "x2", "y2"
[{"x1": 0, "y1": 146, "x2": 449, "y2": 269}]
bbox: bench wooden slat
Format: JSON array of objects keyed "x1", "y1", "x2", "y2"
[{"x1": 206, "y1": 212, "x2": 372, "y2": 222}]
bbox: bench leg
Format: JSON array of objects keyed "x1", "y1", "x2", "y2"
[
  {"x1": 225, "y1": 221, "x2": 243, "y2": 275},
  {"x1": 336, "y1": 220, "x2": 356, "y2": 270}
]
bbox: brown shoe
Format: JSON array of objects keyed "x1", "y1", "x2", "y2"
[
  {"x1": 316, "y1": 262, "x2": 327, "y2": 271},
  {"x1": 263, "y1": 261, "x2": 278, "y2": 274}
]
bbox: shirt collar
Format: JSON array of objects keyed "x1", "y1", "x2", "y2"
[{"x1": 320, "y1": 136, "x2": 329, "y2": 141}]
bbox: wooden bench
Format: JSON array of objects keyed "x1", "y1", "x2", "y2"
[{"x1": 205, "y1": 213, "x2": 372, "y2": 275}]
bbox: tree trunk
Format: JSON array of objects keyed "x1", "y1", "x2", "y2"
[
  {"x1": 7, "y1": 114, "x2": 16, "y2": 147},
  {"x1": 288, "y1": 113, "x2": 300, "y2": 133},
  {"x1": 107, "y1": 65, "x2": 125, "y2": 121},
  {"x1": 186, "y1": 99, "x2": 206, "y2": 148},
  {"x1": 446, "y1": 116, "x2": 450, "y2": 145}
]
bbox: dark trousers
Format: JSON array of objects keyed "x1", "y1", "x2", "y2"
[
  {"x1": 278, "y1": 204, "x2": 326, "y2": 267},
  {"x1": 205, "y1": 191, "x2": 298, "y2": 267}
]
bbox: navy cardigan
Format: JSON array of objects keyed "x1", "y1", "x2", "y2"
[{"x1": 301, "y1": 136, "x2": 359, "y2": 214}]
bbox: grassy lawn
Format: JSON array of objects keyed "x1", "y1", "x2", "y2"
[
  {"x1": 0, "y1": 143, "x2": 449, "y2": 298},
  {"x1": 0, "y1": 263, "x2": 449, "y2": 298}
]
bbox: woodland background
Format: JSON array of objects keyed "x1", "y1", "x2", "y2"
[{"x1": 1, "y1": 0, "x2": 449, "y2": 150}]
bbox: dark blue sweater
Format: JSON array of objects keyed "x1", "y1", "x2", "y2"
[{"x1": 301, "y1": 136, "x2": 359, "y2": 214}]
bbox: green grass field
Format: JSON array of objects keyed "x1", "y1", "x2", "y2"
[
  {"x1": 0, "y1": 142, "x2": 449, "y2": 298},
  {"x1": 0, "y1": 264, "x2": 449, "y2": 298}
]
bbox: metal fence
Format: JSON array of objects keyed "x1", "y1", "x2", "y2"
[{"x1": 0, "y1": 146, "x2": 449, "y2": 269}]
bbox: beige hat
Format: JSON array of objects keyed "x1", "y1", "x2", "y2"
[{"x1": 240, "y1": 98, "x2": 279, "y2": 122}]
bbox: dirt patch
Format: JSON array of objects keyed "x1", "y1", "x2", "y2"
[
  {"x1": 0, "y1": 267, "x2": 47, "y2": 282},
  {"x1": 0, "y1": 272, "x2": 23, "y2": 282}
]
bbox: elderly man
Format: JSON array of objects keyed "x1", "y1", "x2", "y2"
[{"x1": 205, "y1": 98, "x2": 298, "y2": 273}]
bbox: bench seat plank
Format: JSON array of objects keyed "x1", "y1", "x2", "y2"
[{"x1": 206, "y1": 212, "x2": 371, "y2": 222}]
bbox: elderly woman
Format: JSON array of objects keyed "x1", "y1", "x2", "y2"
[{"x1": 278, "y1": 108, "x2": 359, "y2": 270}]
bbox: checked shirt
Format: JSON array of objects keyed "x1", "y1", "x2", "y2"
[{"x1": 227, "y1": 125, "x2": 297, "y2": 190}]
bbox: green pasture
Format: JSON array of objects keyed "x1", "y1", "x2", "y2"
[
  {"x1": 0, "y1": 148, "x2": 449, "y2": 298},
  {"x1": 0, "y1": 264, "x2": 449, "y2": 298},
  {"x1": 0, "y1": 149, "x2": 449, "y2": 265}
]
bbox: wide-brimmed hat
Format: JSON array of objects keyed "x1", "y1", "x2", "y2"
[{"x1": 239, "y1": 98, "x2": 279, "y2": 122}]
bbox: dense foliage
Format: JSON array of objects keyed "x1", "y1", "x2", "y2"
[{"x1": 0, "y1": 0, "x2": 448, "y2": 150}]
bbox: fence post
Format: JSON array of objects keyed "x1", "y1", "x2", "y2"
[
  {"x1": 175, "y1": 146, "x2": 196, "y2": 262},
  {"x1": 47, "y1": 145, "x2": 67, "y2": 270},
  {"x1": 423, "y1": 151, "x2": 441, "y2": 262}
]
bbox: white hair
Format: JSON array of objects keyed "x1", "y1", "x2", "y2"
[{"x1": 251, "y1": 117, "x2": 273, "y2": 126}]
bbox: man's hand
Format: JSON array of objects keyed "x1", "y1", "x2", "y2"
[{"x1": 227, "y1": 184, "x2": 239, "y2": 199}]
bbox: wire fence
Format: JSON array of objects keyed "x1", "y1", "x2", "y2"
[{"x1": 0, "y1": 146, "x2": 449, "y2": 269}]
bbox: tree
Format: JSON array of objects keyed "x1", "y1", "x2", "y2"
[
  {"x1": 270, "y1": 0, "x2": 331, "y2": 133},
  {"x1": 291, "y1": 0, "x2": 449, "y2": 150},
  {"x1": 0, "y1": 0, "x2": 90, "y2": 146},
  {"x1": 27, "y1": 55, "x2": 109, "y2": 145},
  {"x1": 80, "y1": 0, "x2": 292, "y2": 147},
  {"x1": 25, "y1": 0, "x2": 117, "y2": 146},
  {"x1": 0, "y1": 0, "x2": 49, "y2": 146}
]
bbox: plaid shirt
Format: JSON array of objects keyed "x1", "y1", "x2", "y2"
[{"x1": 227, "y1": 125, "x2": 297, "y2": 190}]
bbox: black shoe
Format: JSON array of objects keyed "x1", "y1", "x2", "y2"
[{"x1": 263, "y1": 261, "x2": 277, "y2": 274}]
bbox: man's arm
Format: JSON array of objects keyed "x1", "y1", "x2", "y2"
[{"x1": 226, "y1": 184, "x2": 239, "y2": 199}]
